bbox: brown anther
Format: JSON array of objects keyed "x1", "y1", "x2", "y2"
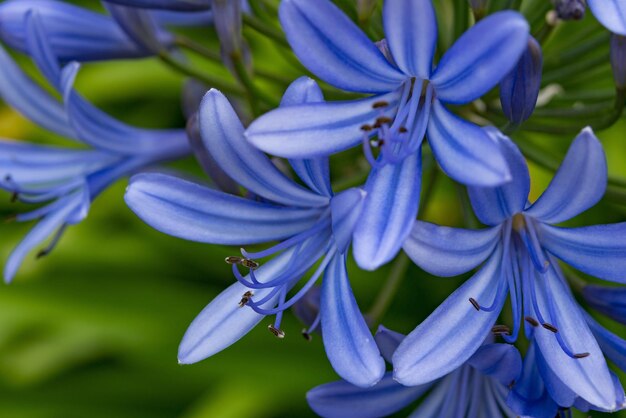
[
  {"x1": 360, "y1": 124, "x2": 373, "y2": 132},
  {"x1": 372, "y1": 101, "x2": 389, "y2": 109},
  {"x1": 239, "y1": 291, "x2": 253, "y2": 308},
  {"x1": 512, "y1": 213, "x2": 526, "y2": 232},
  {"x1": 541, "y1": 322, "x2": 558, "y2": 333},
  {"x1": 398, "y1": 126, "x2": 408, "y2": 133},
  {"x1": 36, "y1": 249, "x2": 48, "y2": 259},
  {"x1": 573, "y1": 352, "x2": 590, "y2": 359},
  {"x1": 469, "y1": 298, "x2": 480, "y2": 311},
  {"x1": 377, "y1": 140, "x2": 385, "y2": 147},
  {"x1": 375, "y1": 116, "x2": 393, "y2": 125},
  {"x1": 491, "y1": 325, "x2": 511, "y2": 335},
  {"x1": 373, "y1": 122, "x2": 382, "y2": 129},
  {"x1": 241, "y1": 258, "x2": 260, "y2": 270},
  {"x1": 268, "y1": 324, "x2": 285, "y2": 339},
  {"x1": 524, "y1": 316, "x2": 539, "y2": 327},
  {"x1": 302, "y1": 329, "x2": 312, "y2": 342},
  {"x1": 225, "y1": 256, "x2": 243, "y2": 265},
  {"x1": 10, "y1": 192, "x2": 18, "y2": 203}
]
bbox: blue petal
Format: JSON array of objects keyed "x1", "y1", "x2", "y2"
[
  {"x1": 382, "y1": 0, "x2": 436, "y2": 79},
  {"x1": 393, "y1": 247, "x2": 506, "y2": 386},
  {"x1": 330, "y1": 188, "x2": 366, "y2": 254},
  {"x1": 246, "y1": 91, "x2": 400, "y2": 158},
  {"x1": 321, "y1": 253, "x2": 385, "y2": 388},
  {"x1": 468, "y1": 343, "x2": 521, "y2": 386},
  {"x1": 151, "y1": 9, "x2": 213, "y2": 26},
  {"x1": 307, "y1": 373, "x2": 430, "y2": 418},
  {"x1": 278, "y1": 0, "x2": 406, "y2": 93},
  {"x1": 4, "y1": 189, "x2": 86, "y2": 283},
  {"x1": 199, "y1": 89, "x2": 328, "y2": 207},
  {"x1": 0, "y1": 0, "x2": 146, "y2": 62},
  {"x1": 403, "y1": 221, "x2": 501, "y2": 277},
  {"x1": 533, "y1": 346, "x2": 579, "y2": 408},
  {"x1": 124, "y1": 173, "x2": 324, "y2": 245},
  {"x1": 353, "y1": 151, "x2": 422, "y2": 270},
  {"x1": 61, "y1": 63, "x2": 190, "y2": 157},
  {"x1": 427, "y1": 101, "x2": 511, "y2": 186},
  {"x1": 506, "y1": 342, "x2": 558, "y2": 418},
  {"x1": 588, "y1": 0, "x2": 626, "y2": 35},
  {"x1": 582, "y1": 284, "x2": 626, "y2": 324},
  {"x1": 467, "y1": 128, "x2": 530, "y2": 225},
  {"x1": 281, "y1": 77, "x2": 332, "y2": 198},
  {"x1": 530, "y1": 265, "x2": 616, "y2": 410},
  {"x1": 586, "y1": 313, "x2": 626, "y2": 373},
  {"x1": 431, "y1": 11, "x2": 529, "y2": 104},
  {"x1": 0, "y1": 45, "x2": 73, "y2": 137},
  {"x1": 539, "y1": 223, "x2": 626, "y2": 283},
  {"x1": 374, "y1": 326, "x2": 405, "y2": 363},
  {"x1": 525, "y1": 128, "x2": 606, "y2": 224},
  {"x1": 24, "y1": 10, "x2": 61, "y2": 88},
  {"x1": 104, "y1": 0, "x2": 210, "y2": 11},
  {"x1": 178, "y1": 251, "x2": 298, "y2": 364},
  {"x1": 104, "y1": 3, "x2": 168, "y2": 53}
]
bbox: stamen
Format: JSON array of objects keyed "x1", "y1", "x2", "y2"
[
  {"x1": 241, "y1": 258, "x2": 260, "y2": 270},
  {"x1": 360, "y1": 124, "x2": 373, "y2": 132},
  {"x1": 398, "y1": 126, "x2": 408, "y2": 133},
  {"x1": 573, "y1": 352, "x2": 590, "y2": 359},
  {"x1": 268, "y1": 324, "x2": 285, "y2": 339},
  {"x1": 491, "y1": 325, "x2": 511, "y2": 335},
  {"x1": 375, "y1": 116, "x2": 393, "y2": 125},
  {"x1": 469, "y1": 298, "x2": 481, "y2": 311},
  {"x1": 524, "y1": 316, "x2": 539, "y2": 327},
  {"x1": 239, "y1": 291, "x2": 253, "y2": 307},
  {"x1": 372, "y1": 101, "x2": 389, "y2": 109},
  {"x1": 35, "y1": 224, "x2": 67, "y2": 259},
  {"x1": 542, "y1": 322, "x2": 558, "y2": 333},
  {"x1": 225, "y1": 256, "x2": 243, "y2": 265},
  {"x1": 301, "y1": 329, "x2": 312, "y2": 341},
  {"x1": 10, "y1": 192, "x2": 18, "y2": 203}
]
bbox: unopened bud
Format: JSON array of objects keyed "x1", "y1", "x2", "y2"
[
  {"x1": 500, "y1": 37, "x2": 543, "y2": 124},
  {"x1": 611, "y1": 34, "x2": 626, "y2": 90},
  {"x1": 554, "y1": 0, "x2": 586, "y2": 20},
  {"x1": 213, "y1": 0, "x2": 251, "y2": 73}
]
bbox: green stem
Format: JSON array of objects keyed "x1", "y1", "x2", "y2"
[
  {"x1": 231, "y1": 53, "x2": 261, "y2": 115},
  {"x1": 173, "y1": 35, "x2": 221, "y2": 61},
  {"x1": 242, "y1": 14, "x2": 290, "y2": 48},
  {"x1": 456, "y1": 184, "x2": 479, "y2": 229},
  {"x1": 157, "y1": 51, "x2": 244, "y2": 96},
  {"x1": 367, "y1": 252, "x2": 411, "y2": 326}
]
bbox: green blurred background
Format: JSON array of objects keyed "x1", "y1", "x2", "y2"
[{"x1": 0, "y1": 0, "x2": 625, "y2": 416}]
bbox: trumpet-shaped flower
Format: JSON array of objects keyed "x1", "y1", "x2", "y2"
[
  {"x1": 125, "y1": 79, "x2": 386, "y2": 388},
  {"x1": 308, "y1": 326, "x2": 524, "y2": 418},
  {"x1": 0, "y1": 12, "x2": 190, "y2": 282},
  {"x1": 246, "y1": 0, "x2": 529, "y2": 270},
  {"x1": 395, "y1": 127, "x2": 625, "y2": 411}
]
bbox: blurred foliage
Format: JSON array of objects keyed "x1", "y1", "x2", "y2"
[{"x1": 0, "y1": 0, "x2": 625, "y2": 417}]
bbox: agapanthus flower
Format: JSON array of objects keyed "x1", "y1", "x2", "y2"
[
  {"x1": 246, "y1": 0, "x2": 529, "y2": 270},
  {"x1": 587, "y1": 0, "x2": 626, "y2": 35},
  {"x1": 125, "y1": 78, "x2": 386, "y2": 388},
  {"x1": 308, "y1": 326, "x2": 524, "y2": 418},
  {"x1": 0, "y1": 12, "x2": 190, "y2": 282},
  {"x1": 0, "y1": 0, "x2": 213, "y2": 61},
  {"x1": 394, "y1": 127, "x2": 625, "y2": 411}
]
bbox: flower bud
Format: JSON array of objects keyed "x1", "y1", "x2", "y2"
[
  {"x1": 213, "y1": 0, "x2": 251, "y2": 73},
  {"x1": 611, "y1": 34, "x2": 626, "y2": 90},
  {"x1": 500, "y1": 37, "x2": 543, "y2": 124},
  {"x1": 554, "y1": 0, "x2": 586, "y2": 20}
]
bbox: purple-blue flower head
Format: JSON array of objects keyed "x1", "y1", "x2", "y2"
[
  {"x1": 0, "y1": 11, "x2": 190, "y2": 282},
  {"x1": 246, "y1": 0, "x2": 529, "y2": 270},
  {"x1": 308, "y1": 327, "x2": 524, "y2": 418},
  {"x1": 395, "y1": 127, "x2": 626, "y2": 411},
  {"x1": 125, "y1": 78, "x2": 386, "y2": 388}
]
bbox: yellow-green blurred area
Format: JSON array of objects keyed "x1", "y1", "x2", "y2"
[{"x1": 0, "y1": 0, "x2": 625, "y2": 417}]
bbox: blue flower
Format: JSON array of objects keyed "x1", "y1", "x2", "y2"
[
  {"x1": 395, "y1": 127, "x2": 625, "y2": 411},
  {"x1": 246, "y1": 0, "x2": 529, "y2": 270},
  {"x1": 125, "y1": 78, "x2": 386, "y2": 388},
  {"x1": 307, "y1": 326, "x2": 524, "y2": 418},
  {"x1": 0, "y1": 0, "x2": 213, "y2": 62},
  {"x1": 0, "y1": 11, "x2": 190, "y2": 282},
  {"x1": 104, "y1": 0, "x2": 210, "y2": 11},
  {"x1": 587, "y1": 0, "x2": 626, "y2": 35}
]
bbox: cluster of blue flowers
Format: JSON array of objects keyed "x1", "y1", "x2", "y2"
[{"x1": 1, "y1": 0, "x2": 626, "y2": 416}]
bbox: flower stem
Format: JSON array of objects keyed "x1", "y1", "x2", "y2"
[{"x1": 367, "y1": 252, "x2": 411, "y2": 327}]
